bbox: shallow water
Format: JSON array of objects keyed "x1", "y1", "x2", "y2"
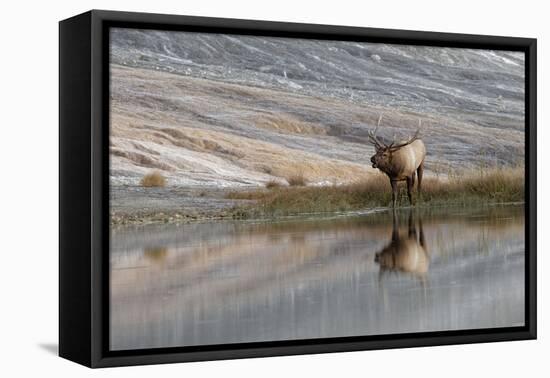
[{"x1": 110, "y1": 205, "x2": 525, "y2": 351}]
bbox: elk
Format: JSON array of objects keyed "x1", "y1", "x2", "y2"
[
  {"x1": 368, "y1": 116, "x2": 426, "y2": 207},
  {"x1": 374, "y1": 210, "x2": 429, "y2": 279}
]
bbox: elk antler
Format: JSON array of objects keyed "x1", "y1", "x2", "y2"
[
  {"x1": 367, "y1": 115, "x2": 386, "y2": 149},
  {"x1": 388, "y1": 128, "x2": 421, "y2": 150}
]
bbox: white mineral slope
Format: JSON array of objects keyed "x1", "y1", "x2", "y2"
[
  {"x1": 110, "y1": 65, "x2": 381, "y2": 187},
  {"x1": 110, "y1": 65, "x2": 523, "y2": 188},
  {"x1": 109, "y1": 30, "x2": 525, "y2": 188},
  {"x1": 110, "y1": 29, "x2": 525, "y2": 130}
]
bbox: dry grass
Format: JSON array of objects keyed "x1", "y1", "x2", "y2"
[
  {"x1": 140, "y1": 171, "x2": 167, "y2": 187},
  {"x1": 253, "y1": 114, "x2": 327, "y2": 135},
  {"x1": 265, "y1": 180, "x2": 283, "y2": 189},
  {"x1": 421, "y1": 166, "x2": 524, "y2": 203},
  {"x1": 226, "y1": 166, "x2": 524, "y2": 218},
  {"x1": 286, "y1": 173, "x2": 307, "y2": 186}
]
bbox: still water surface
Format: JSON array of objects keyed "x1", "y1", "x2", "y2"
[{"x1": 110, "y1": 205, "x2": 525, "y2": 350}]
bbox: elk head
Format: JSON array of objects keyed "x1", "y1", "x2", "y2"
[{"x1": 368, "y1": 116, "x2": 421, "y2": 171}]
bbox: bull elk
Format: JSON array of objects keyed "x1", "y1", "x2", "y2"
[{"x1": 368, "y1": 116, "x2": 426, "y2": 207}]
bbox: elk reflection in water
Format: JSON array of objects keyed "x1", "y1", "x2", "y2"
[
  {"x1": 110, "y1": 205, "x2": 525, "y2": 350},
  {"x1": 375, "y1": 210, "x2": 429, "y2": 281}
]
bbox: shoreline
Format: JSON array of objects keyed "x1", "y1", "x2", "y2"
[
  {"x1": 111, "y1": 200, "x2": 525, "y2": 227},
  {"x1": 111, "y1": 167, "x2": 524, "y2": 227}
]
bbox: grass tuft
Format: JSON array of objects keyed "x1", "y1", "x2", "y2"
[
  {"x1": 265, "y1": 180, "x2": 283, "y2": 189},
  {"x1": 140, "y1": 171, "x2": 167, "y2": 187},
  {"x1": 287, "y1": 173, "x2": 307, "y2": 186}
]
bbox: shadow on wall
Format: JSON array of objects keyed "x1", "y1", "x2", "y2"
[{"x1": 37, "y1": 343, "x2": 58, "y2": 356}]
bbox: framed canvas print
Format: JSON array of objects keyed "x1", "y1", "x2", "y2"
[{"x1": 59, "y1": 10, "x2": 537, "y2": 368}]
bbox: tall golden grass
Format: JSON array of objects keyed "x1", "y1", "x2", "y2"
[
  {"x1": 286, "y1": 173, "x2": 307, "y2": 186},
  {"x1": 265, "y1": 180, "x2": 283, "y2": 189},
  {"x1": 227, "y1": 166, "x2": 524, "y2": 218},
  {"x1": 140, "y1": 171, "x2": 167, "y2": 187}
]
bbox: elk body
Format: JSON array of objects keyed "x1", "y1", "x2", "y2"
[{"x1": 368, "y1": 116, "x2": 426, "y2": 207}]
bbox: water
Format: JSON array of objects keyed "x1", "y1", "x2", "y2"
[{"x1": 110, "y1": 205, "x2": 525, "y2": 351}]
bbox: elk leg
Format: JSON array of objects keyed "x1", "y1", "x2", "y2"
[
  {"x1": 406, "y1": 176, "x2": 414, "y2": 206},
  {"x1": 390, "y1": 180, "x2": 398, "y2": 207},
  {"x1": 417, "y1": 161, "x2": 424, "y2": 192}
]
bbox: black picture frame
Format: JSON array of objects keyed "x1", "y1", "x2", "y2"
[{"x1": 59, "y1": 9, "x2": 537, "y2": 368}]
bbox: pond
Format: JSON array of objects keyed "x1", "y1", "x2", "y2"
[{"x1": 110, "y1": 205, "x2": 525, "y2": 350}]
